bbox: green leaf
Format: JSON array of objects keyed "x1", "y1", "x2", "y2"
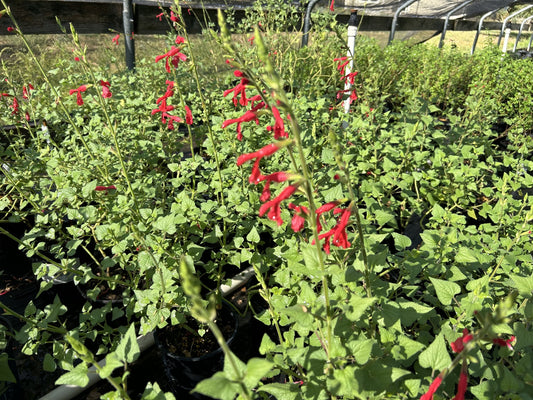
[
  {"x1": 510, "y1": 274, "x2": 533, "y2": 297},
  {"x1": 0, "y1": 353, "x2": 16, "y2": 383},
  {"x1": 391, "y1": 232, "x2": 412, "y2": 251},
  {"x1": 375, "y1": 210, "x2": 396, "y2": 227},
  {"x1": 430, "y1": 277, "x2": 461, "y2": 305},
  {"x1": 418, "y1": 333, "x2": 451, "y2": 371},
  {"x1": 193, "y1": 371, "x2": 241, "y2": 400},
  {"x1": 142, "y1": 382, "x2": 176, "y2": 400},
  {"x1": 154, "y1": 214, "x2": 177, "y2": 235},
  {"x1": 246, "y1": 227, "x2": 260, "y2": 243},
  {"x1": 115, "y1": 324, "x2": 140, "y2": 364},
  {"x1": 243, "y1": 358, "x2": 273, "y2": 389},
  {"x1": 55, "y1": 362, "x2": 89, "y2": 387},
  {"x1": 43, "y1": 353, "x2": 57, "y2": 372},
  {"x1": 455, "y1": 247, "x2": 478, "y2": 263},
  {"x1": 99, "y1": 352, "x2": 123, "y2": 379},
  {"x1": 258, "y1": 382, "x2": 301, "y2": 400}
]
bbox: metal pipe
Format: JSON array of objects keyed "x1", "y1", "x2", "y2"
[
  {"x1": 388, "y1": 0, "x2": 418, "y2": 45},
  {"x1": 528, "y1": 30, "x2": 533, "y2": 51},
  {"x1": 471, "y1": 8, "x2": 499, "y2": 55},
  {"x1": 123, "y1": 0, "x2": 135, "y2": 70},
  {"x1": 301, "y1": 0, "x2": 321, "y2": 47},
  {"x1": 343, "y1": 10, "x2": 359, "y2": 115},
  {"x1": 439, "y1": 0, "x2": 474, "y2": 49},
  {"x1": 497, "y1": 4, "x2": 533, "y2": 47},
  {"x1": 513, "y1": 15, "x2": 533, "y2": 52}
]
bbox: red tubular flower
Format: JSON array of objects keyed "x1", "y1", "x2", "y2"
[
  {"x1": 10, "y1": 97, "x2": 19, "y2": 115},
  {"x1": 312, "y1": 207, "x2": 351, "y2": 254},
  {"x1": 175, "y1": 36, "x2": 185, "y2": 44},
  {"x1": 69, "y1": 85, "x2": 87, "y2": 106},
  {"x1": 170, "y1": 11, "x2": 179, "y2": 22},
  {"x1": 258, "y1": 172, "x2": 288, "y2": 201},
  {"x1": 223, "y1": 71, "x2": 250, "y2": 107},
  {"x1": 156, "y1": 12, "x2": 164, "y2": 21},
  {"x1": 7, "y1": 26, "x2": 14, "y2": 32},
  {"x1": 288, "y1": 203, "x2": 309, "y2": 232},
  {"x1": 237, "y1": 143, "x2": 280, "y2": 166},
  {"x1": 222, "y1": 110, "x2": 259, "y2": 141},
  {"x1": 453, "y1": 362, "x2": 469, "y2": 400},
  {"x1": 112, "y1": 34, "x2": 120, "y2": 46},
  {"x1": 420, "y1": 376, "x2": 442, "y2": 400},
  {"x1": 342, "y1": 71, "x2": 358, "y2": 85},
  {"x1": 155, "y1": 46, "x2": 187, "y2": 73},
  {"x1": 493, "y1": 335, "x2": 516, "y2": 350},
  {"x1": 22, "y1": 84, "x2": 34, "y2": 99},
  {"x1": 334, "y1": 56, "x2": 350, "y2": 76},
  {"x1": 315, "y1": 201, "x2": 341, "y2": 233},
  {"x1": 95, "y1": 185, "x2": 116, "y2": 191},
  {"x1": 185, "y1": 105, "x2": 193, "y2": 125},
  {"x1": 329, "y1": 0, "x2": 335, "y2": 11},
  {"x1": 157, "y1": 80, "x2": 175, "y2": 105},
  {"x1": 100, "y1": 80, "x2": 112, "y2": 98},
  {"x1": 266, "y1": 106, "x2": 288, "y2": 139},
  {"x1": 259, "y1": 184, "x2": 298, "y2": 226},
  {"x1": 451, "y1": 329, "x2": 473, "y2": 354}
]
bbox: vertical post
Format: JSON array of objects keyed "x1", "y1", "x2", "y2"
[
  {"x1": 439, "y1": 0, "x2": 473, "y2": 49},
  {"x1": 513, "y1": 15, "x2": 533, "y2": 52},
  {"x1": 343, "y1": 10, "x2": 358, "y2": 115},
  {"x1": 502, "y1": 27, "x2": 512, "y2": 55},
  {"x1": 471, "y1": 9, "x2": 499, "y2": 55},
  {"x1": 388, "y1": 0, "x2": 418, "y2": 45},
  {"x1": 497, "y1": 4, "x2": 533, "y2": 47},
  {"x1": 301, "y1": 0, "x2": 321, "y2": 47},
  {"x1": 123, "y1": 0, "x2": 135, "y2": 70}
]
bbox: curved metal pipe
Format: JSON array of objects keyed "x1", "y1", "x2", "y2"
[
  {"x1": 388, "y1": 0, "x2": 418, "y2": 45},
  {"x1": 471, "y1": 8, "x2": 499, "y2": 55},
  {"x1": 301, "y1": 0, "x2": 321, "y2": 47},
  {"x1": 439, "y1": 0, "x2": 474, "y2": 49},
  {"x1": 513, "y1": 14, "x2": 533, "y2": 52},
  {"x1": 123, "y1": 0, "x2": 135, "y2": 70},
  {"x1": 497, "y1": 4, "x2": 533, "y2": 47}
]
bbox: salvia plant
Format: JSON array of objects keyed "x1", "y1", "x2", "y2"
[{"x1": 1, "y1": 0, "x2": 533, "y2": 399}]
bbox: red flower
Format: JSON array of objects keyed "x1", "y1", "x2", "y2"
[
  {"x1": 156, "y1": 12, "x2": 164, "y2": 21},
  {"x1": 185, "y1": 105, "x2": 193, "y2": 125},
  {"x1": 237, "y1": 143, "x2": 284, "y2": 187},
  {"x1": 315, "y1": 201, "x2": 341, "y2": 233},
  {"x1": 312, "y1": 207, "x2": 351, "y2": 254},
  {"x1": 170, "y1": 11, "x2": 179, "y2": 22},
  {"x1": 222, "y1": 110, "x2": 259, "y2": 141},
  {"x1": 329, "y1": 0, "x2": 335, "y2": 11},
  {"x1": 7, "y1": 26, "x2": 14, "y2": 32},
  {"x1": 493, "y1": 335, "x2": 515, "y2": 350},
  {"x1": 175, "y1": 36, "x2": 185, "y2": 44},
  {"x1": 334, "y1": 56, "x2": 350, "y2": 76},
  {"x1": 10, "y1": 97, "x2": 19, "y2": 115},
  {"x1": 288, "y1": 203, "x2": 309, "y2": 232},
  {"x1": 342, "y1": 71, "x2": 358, "y2": 85},
  {"x1": 266, "y1": 106, "x2": 288, "y2": 139},
  {"x1": 69, "y1": 85, "x2": 87, "y2": 106},
  {"x1": 237, "y1": 143, "x2": 280, "y2": 166},
  {"x1": 74, "y1": 56, "x2": 80, "y2": 62},
  {"x1": 223, "y1": 71, "x2": 250, "y2": 107},
  {"x1": 95, "y1": 185, "x2": 116, "y2": 191},
  {"x1": 259, "y1": 184, "x2": 298, "y2": 226},
  {"x1": 22, "y1": 84, "x2": 34, "y2": 99},
  {"x1": 450, "y1": 329, "x2": 473, "y2": 354},
  {"x1": 99, "y1": 80, "x2": 112, "y2": 98},
  {"x1": 112, "y1": 33, "x2": 120, "y2": 46},
  {"x1": 420, "y1": 376, "x2": 442, "y2": 400},
  {"x1": 258, "y1": 171, "x2": 288, "y2": 201},
  {"x1": 453, "y1": 364, "x2": 468, "y2": 400},
  {"x1": 155, "y1": 46, "x2": 187, "y2": 73}
]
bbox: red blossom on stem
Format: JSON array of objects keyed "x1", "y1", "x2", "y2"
[
  {"x1": 450, "y1": 329, "x2": 473, "y2": 353},
  {"x1": 266, "y1": 106, "x2": 288, "y2": 139},
  {"x1": 7, "y1": 26, "x2": 14, "y2": 32},
  {"x1": 175, "y1": 36, "x2": 185, "y2": 44},
  {"x1": 223, "y1": 71, "x2": 250, "y2": 107},
  {"x1": 453, "y1": 362, "x2": 469, "y2": 400},
  {"x1": 99, "y1": 80, "x2": 112, "y2": 98},
  {"x1": 95, "y1": 185, "x2": 116, "y2": 191},
  {"x1": 420, "y1": 376, "x2": 442, "y2": 400},
  {"x1": 112, "y1": 34, "x2": 120, "y2": 46},
  {"x1": 315, "y1": 201, "x2": 341, "y2": 233},
  {"x1": 185, "y1": 105, "x2": 193, "y2": 125},
  {"x1": 334, "y1": 56, "x2": 350, "y2": 76},
  {"x1": 155, "y1": 46, "x2": 187, "y2": 73},
  {"x1": 170, "y1": 11, "x2": 179, "y2": 22},
  {"x1": 22, "y1": 84, "x2": 34, "y2": 99},
  {"x1": 329, "y1": 0, "x2": 335, "y2": 11},
  {"x1": 312, "y1": 207, "x2": 351, "y2": 254},
  {"x1": 69, "y1": 85, "x2": 87, "y2": 106},
  {"x1": 493, "y1": 335, "x2": 516, "y2": 350},
  {"x1": 259, "y1": 184, "x2": 298, "y2": 226},
  {"x1": 288, "y1": 203, "x2": 309, "y2": 232},
  {"x1": 156, "y1": 12, "x2": 164, "y2": 21},
  {"x1": 222, "y1": 110, "x2": 259, "y2": 141},
  {"x1": 258, "y1": 171, "x2": 288, "y2": 201}
]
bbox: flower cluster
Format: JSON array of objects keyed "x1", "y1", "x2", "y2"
[{"x1": 334, "y1": 56, "x2": 358, "y2": 106}]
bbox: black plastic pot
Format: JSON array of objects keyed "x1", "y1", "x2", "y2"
[{"x1": 154, "y1": 303, "x2": 239, "y2": 399}]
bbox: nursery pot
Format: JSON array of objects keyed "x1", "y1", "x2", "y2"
[{"x1": 154, "y1": 303, "x2": 239, "y2": 398}]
